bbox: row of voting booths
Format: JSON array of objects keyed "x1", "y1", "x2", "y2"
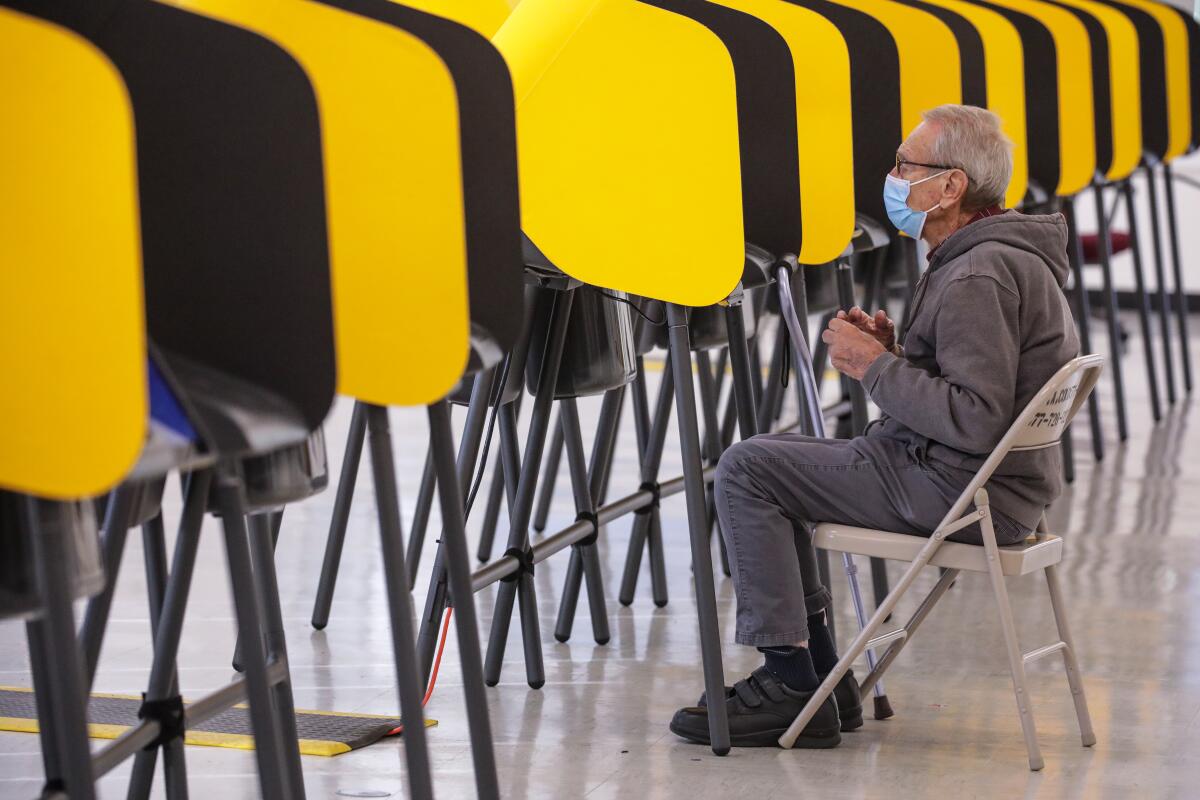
[{"x1": 1, "y1": 0, "x2": 1198, "y2": 797}]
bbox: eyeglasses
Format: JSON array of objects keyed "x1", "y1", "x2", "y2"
[{"x1": 895, "y1": 154, "x2": 956, "y2": 177}]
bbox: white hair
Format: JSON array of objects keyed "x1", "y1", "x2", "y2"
[{"x1": 921, "y1": 104, "x2": 1014, "y2": 210}]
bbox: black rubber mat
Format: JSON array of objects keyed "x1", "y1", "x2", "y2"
[{"x1": 0, "y1": 686, "x2": 434, "y2": 756}]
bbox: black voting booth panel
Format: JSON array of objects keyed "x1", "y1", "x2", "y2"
[
  {"x1": 786, "y1": 1, "x2": 903, "y2": 229},
  {"x1": 2, "y1": 4, "x2": 337, "y2": 799},
  {"x1": 963, "y1": 1, "x2": 1065, "y2": 197},
  {"x1": 319, "y1": 0, "x2": 526, "y2": 358},
  {"x1": 3, "y1": 0, "x2": 336, "y2": 457}
]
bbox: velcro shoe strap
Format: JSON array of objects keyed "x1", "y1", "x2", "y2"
[
  {"x1": 733, "y1": 679, "x2": 763, "y2": 709},
  {"x1": 749, "y1": 667, "x2": 788, "y2": 704}
]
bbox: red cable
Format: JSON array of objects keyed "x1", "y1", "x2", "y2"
[{"x1": 389, "y1": 607, "x2": 453, "y2": 736}]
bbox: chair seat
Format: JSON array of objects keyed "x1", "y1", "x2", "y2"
[
  {"x1": 814, "y1": 523, "x2": 1063, "y2": 576},
  {"x1": 1080, "y1": 231, "x2": 1131, "y2": 263}
]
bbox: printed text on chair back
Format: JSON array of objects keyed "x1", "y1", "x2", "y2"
[
  {"x1": 169, "y1": 0, "x2": 471, "y2": 407},
  {"x1": 893, "y1": 0, "x2": 1031, "y2": 207},
  {"x1": 706, "y1": 0, "x2": 857, "y2": 264},
  {"x1": 1010, "y1": 362, "x2": 1098, "y2": 450},
  {"x1": 0, "y1": 8, "x2": 146, "y2": 499},
  {"x1": 493, "y1": 0, "x2": 745, "y2": 307},
  {"x1": 7, "y1": 0, "x2": 337, "y2": 439},
  {"x1": 966, "y1": 0, "x2": 1097, "y2": 196}
]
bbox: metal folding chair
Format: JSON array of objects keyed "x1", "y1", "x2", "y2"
[{"x1": 780, "y1": 354, "x2": 1104, "y2": 772}]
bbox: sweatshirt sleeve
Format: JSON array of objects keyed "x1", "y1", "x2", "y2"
[{"x1": 862, "y1": 275, "x2": 1020, "y2": 454}]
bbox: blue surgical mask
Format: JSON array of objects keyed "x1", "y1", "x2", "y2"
[{"x1": 883, "y1": 171, "x2": 947, "y2": 239}]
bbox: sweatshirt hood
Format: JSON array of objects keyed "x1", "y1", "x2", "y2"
[{"x1": 929, "y1": 211, "x2": 1071, "y2": 289}]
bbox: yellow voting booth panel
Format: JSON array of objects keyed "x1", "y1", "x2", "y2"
[
  {"x1": 829, "y1": 0, "x2": 963, "y2": 136},
  {"x1": 984, "y1": 0, "x2": 1097, "y2": 195},
  {"x1": 709, "y1": 0, "x2": 856, "y2": 265},
  {"x1": 396, "y1": 0, "x2": 514, "y2": 36},
  {"x1": 1054, "y1": 0, "x2": 1142, "y2": 180},
  {"x1": 167, "y1": 0, "x2": 469, "y2": 408},
  {"x1": 1118, "y1": 0, "x2": 1192, "y2": 161},
  {"x1": 0, "y1": 8, "x2": 147, "y2": 499},
  {"x1": 916, "y1": 0, "x2": 1029, "y2": 206},
  {"x1": 494, "y1": 0, "x2": 745, "y2": 307}
]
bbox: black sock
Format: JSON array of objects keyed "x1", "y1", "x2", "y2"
[
  {"x1": 758, "y1": 645, "x2": 820, "y2": 692},
  {"x1": 807, "y1": 611, "x2": 840, "y2": 676}
]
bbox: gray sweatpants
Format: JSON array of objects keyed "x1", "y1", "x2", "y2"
[{"x1": 715, "y1": 432, "x2": 1030, "y2": 647}]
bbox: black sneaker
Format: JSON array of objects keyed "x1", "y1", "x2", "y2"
[
  {"x1": 671, "y1": 667, "x2": 841, "y2": 748},
  {"x1": 698, "y1": 669, "x2": 863, "y2": 732}
]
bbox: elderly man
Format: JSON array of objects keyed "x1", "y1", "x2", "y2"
[{"x1": 670, "y1": 105, "x2": 1079, "y2": 748}]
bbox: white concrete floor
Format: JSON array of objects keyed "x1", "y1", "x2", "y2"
[{"x1": 2, "y1": 318, "x2": 1199, "y2": 799}]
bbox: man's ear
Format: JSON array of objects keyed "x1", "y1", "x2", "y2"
[{"x1": 943, "y1": 169, "x2": 969, "y2": 205}]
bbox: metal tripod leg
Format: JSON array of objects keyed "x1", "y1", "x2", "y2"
[
  {"x1": 427, "y1": 401, "x2": 500, "y2": 800},
  {"x1": 311, "y1": 401, "x2": 367, "y2": 630},
  {"x1": 364, "y1": 405, "x2": 434, "y2": 800},
  {"x1": 484, "y1": 287, "x2": 576, "y2": 689},
  {"x1": 618, "y1": 354, "x2": 674, "y2": 607},
  {"x1": 126, "y1": 471, "x2": 214, "y2": 800},
  {"x1": 1062, "y1": 197, "x2": 1105, "y2": 462},
  {"x1": 141, "y1": 512, "x2": 189, "y2": 799},
  {"x1": 533, "y1": 413, "x2": 564, "y2": 533},
  {"x1": 1093, "y1": 185, "x2": 1131, "y2": 440},
  {"x1": 406, "y1": 448, "x2": 438, "y2": 588},
  {"x1": 1162, "y1": 164, "x2": 1193, "y2": 392},
  {"x1": 26, "y1": 615, "x2": 64, "y2": 797},
  {"x1": 212, "y1": 469, "x2": 303, "y2": 800},
  {"x1": 1143, "y1": 166, "x2": 1176, "y2": 404},
  {"x1": 1121, "y1": 179, "x2": 1163, "y2": 423},
  {"x1": 416, "y1": 368, "x2": 499, "y2": 680},
  {"x1": 553, "y1": 396, "x2": 614, "y2": 644},
  {"x1": 696, "y1": 349, "x2": 731, "y2": 577},
  {"x1": 665, "y1": 304, "x2": 730, "y2": 756},
  {"x1": 478, "y1": 390, "x2": 524, "y2": 563},
  {"x1": 79, "y1": 485, "x2": 136, "y2": 689}
]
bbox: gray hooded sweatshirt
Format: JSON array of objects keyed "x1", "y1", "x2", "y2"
[{"x1": 861, "y1": 211, "x2": 1081, "y2": 530}]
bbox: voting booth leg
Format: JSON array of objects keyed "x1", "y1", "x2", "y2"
[
  {"x1": 1142, "y1": 167, "x2": 1177, "y2": 405},
  {"x1": 619, "y1": 355, "x2": 675, "y2": 608},
  {"x1": 24, "y1": 498, "x2": 95, "y2": 800},
  {"x1": 484, "y1": 288, "x2": 576, "y2": 689},
  {"x1": 415, "y1": 369, "x2": 497, "y2": 682},
  {"x1": 534, "y1": 414, "x2": 565, "y2": 533},
  {"x1": 553, "y1": 397, "x2": 614, "y2": 644},
  {"x1": 1062, "y1": 198, "x2": 1105, "y2": 463},
  {"x1": 1092, "y1": 186, "x2": 1131, "y2": 441},
  {"x1": 477, "y1": 390, "x2": 524, "y2": 564},
  {"x1": 233, "y1": 511, "x2": 283, "y2": 674},
  {"x1": 126, "y1": 472, "x2": 211, "y2": 800},
  {"x1": 140, "y1": 512, "x2": 189, "y2": 799},
  {"x1": 426, "y1": 401, "x2": 501, "y2": 800},
  {"x1": 1162, "y1": 165, "x2": 1193, "y2": 393},
  {"x1": 666, "y1": 304, "x2": 730, "y2": 756},
  {"x1": 213, "y1": 469, "x2": 306, "y2": 800},
  {"x1": 725, "y1": 300, "x2": 759, "y2": 440},
  {"x1": 311, "y1": 400, "x2": 367, "y2": 630},
  {"x1": 1120, "y1": 180, "x2": 1163, "y2": 424},
  {"x1": 78, "y1": 486, "x2": 136, "y2": 689},
  {"x1": 363, "y1": 404, "x2": 434, "y2": 800},
  {"x1": 696, "y1": 349, "x2": 731, "y2": 578},
  {"x1": 406, "y1": 448, "x2": 438, "y2": 588},
  {"x1": 26, "y1": 618, "x2": 64, "y2": 795},
  {"x1": 757, "y1": 322, "x2": 786, "y2": 434}
]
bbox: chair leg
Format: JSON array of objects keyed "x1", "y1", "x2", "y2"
[
  {"x1": 1043, "y1": 563, "x2": 1097, "y2": 747},
  {"x1": 979, "y1": 503, "x2": 1044, "y2": 772}
]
